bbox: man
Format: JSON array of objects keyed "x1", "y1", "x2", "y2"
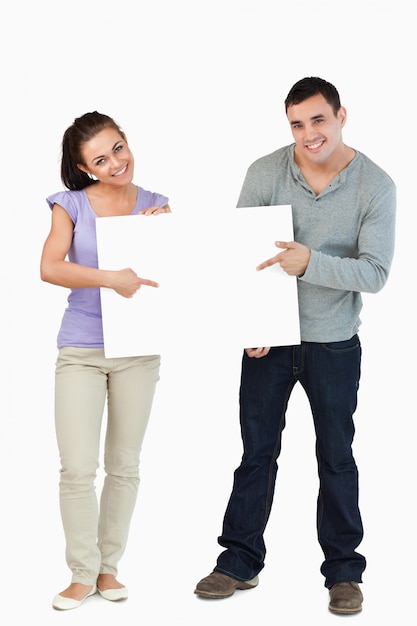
[{"x1": 194, "y1": 77, "x2": 396, "y2": 614}]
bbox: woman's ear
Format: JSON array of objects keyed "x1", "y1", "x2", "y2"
[{"x1": 77, "y1": 163, "x2": 89, "y2": 174}]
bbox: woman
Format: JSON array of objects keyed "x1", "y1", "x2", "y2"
[{"x1": 40, "y1": 111, "x2": 170, "y2": 610}]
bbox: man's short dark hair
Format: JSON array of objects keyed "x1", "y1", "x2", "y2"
[{"x1": 285, "y1": 77, "x2": 341, "y2": 116}]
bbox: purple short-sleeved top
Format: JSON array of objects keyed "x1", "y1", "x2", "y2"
[{"x1": 46, "y1": 186, "x2": 169, "y2": 348}]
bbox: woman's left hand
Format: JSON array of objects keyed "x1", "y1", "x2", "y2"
[{"x1": 139, "y1": 204, "x2": 171, "y2": 216}]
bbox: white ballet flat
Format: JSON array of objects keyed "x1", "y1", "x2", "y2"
[
  {"x1": 98, "y1": 586, "x2": 128, "y2": 601},
  {"x1": 52, "y1": 584, "x2": 97, "y2": 610}
]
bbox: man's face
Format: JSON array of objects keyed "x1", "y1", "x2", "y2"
[{"x1": 286, "y1": 93, "x2": 346, "y2": 166}]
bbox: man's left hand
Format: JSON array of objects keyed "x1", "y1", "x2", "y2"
[{"x1": 256, "y1": 241, "x2": 311, "y2": 276}]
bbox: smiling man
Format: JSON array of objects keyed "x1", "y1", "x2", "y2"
[{"x1": 194, "y1": 77, "x2": 396, "y2": 614}]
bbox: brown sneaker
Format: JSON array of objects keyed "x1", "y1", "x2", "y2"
[
  {"x1": 328, "y1": 581, "x2": 363, "y2": 614},
  {"x1": 194, "y1": 571, "x2": 259, "y2": 599}
]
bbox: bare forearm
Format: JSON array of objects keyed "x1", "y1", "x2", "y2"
[
  {"x1": 40, "y1": 259, "x2": 116, "y2": 290},
  {"x1": 41, "y1": 260, "x2": 158, "y2": 298}
]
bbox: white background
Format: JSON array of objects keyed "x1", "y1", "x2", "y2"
[{"x1": 1, "y1": 1, "x2": 414, "y2": 624}]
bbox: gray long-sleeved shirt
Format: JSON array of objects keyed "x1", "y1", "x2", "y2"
[{"x1": 237, "y1": 144, "x2": 396, "y2": 342}]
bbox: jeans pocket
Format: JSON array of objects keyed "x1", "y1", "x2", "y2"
[{"x1": 320, "y1": 334, "x2": 361, "y2": 354}]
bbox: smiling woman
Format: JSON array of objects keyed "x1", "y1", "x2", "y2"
[{"x1": 40, "y1": 111, "x2": 170, "y2": 611}]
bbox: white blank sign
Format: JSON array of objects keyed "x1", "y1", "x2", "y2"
[{"x1": 96, "y1": 206, "x2": 300, "y2": 357}]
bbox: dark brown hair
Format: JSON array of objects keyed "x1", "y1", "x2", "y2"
[{"x1": 285, "y1": 77, "x2": 341, "y2": 116}]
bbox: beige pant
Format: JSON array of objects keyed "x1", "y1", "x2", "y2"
[{"x1": 54, "y1": 347, "x2": 160, "y2": 585}]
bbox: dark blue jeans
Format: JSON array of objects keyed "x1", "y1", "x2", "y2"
[{"x1": 215, "y1": 336, "x2": 366, "y2": 589}]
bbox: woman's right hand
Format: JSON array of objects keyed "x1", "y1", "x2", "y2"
[
  {"x1": 111, "y1": 268, "x2": 159, "y2": 298},
  {"x1": 40, "y1": 205, "x2": 160, "y2": 296}
]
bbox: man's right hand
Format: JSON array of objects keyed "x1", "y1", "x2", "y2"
[{"x1": 245, "y1": 347, "x2": 271, "y2": 358}]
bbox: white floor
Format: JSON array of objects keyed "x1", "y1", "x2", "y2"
[{"x1": 4, "y1": 357, "x2": 414, "y2": 625}]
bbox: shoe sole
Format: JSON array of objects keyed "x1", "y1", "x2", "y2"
[
  {"x1": 329, "y1": 605, "x2": 362, "y2": 614},
  {"x1": 194, "y1": 589, "x2": 235, "y2": 599}
]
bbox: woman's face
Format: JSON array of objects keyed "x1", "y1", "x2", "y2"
[{"x1": 77, "y1": 127, "x2": 134, "y2": 185}]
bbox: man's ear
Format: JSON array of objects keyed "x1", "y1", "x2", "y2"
[{"x1": 338, "y1": 106, "x2": 347, "y2": 128}]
